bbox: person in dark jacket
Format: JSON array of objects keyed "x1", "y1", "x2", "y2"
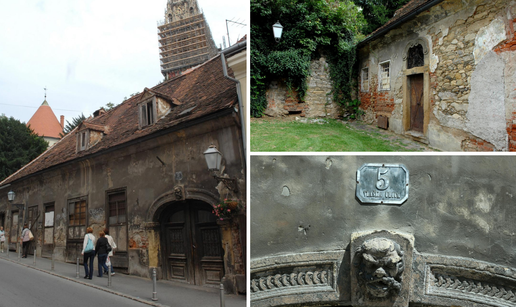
[{"x1": 95, "y1": 231, "x2": 109, "y2": 277}]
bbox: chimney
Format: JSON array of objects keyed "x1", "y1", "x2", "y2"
[{"x1": 60, "y1": 115, "x2": 65, "y2": 129}]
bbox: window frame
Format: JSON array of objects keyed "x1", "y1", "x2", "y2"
[
  {"x1": 67, "y1": 196, "x2": 87, "y2": 241},
  {"x1": 77, "y1": 129, "x2": 90, "y2": 152},
  {"x1": 361, "y1": 68, "x2": 369, "y2": 92},
  {"x1": 106, "y1": 188, "x2": 127, "y2": 254},
  {"x1": 379, "y1": 61, "x2": 391, "y2": 91},
  {"x1": 139, "y1": 97, "x2": 157, "y2": 128}
]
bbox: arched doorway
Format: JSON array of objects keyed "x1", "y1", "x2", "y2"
[
  {"x1": 403, "y1": 38, "x2": 430, "y2": 138},
  {"x1": 159, "y1": 199, "x2": 224, "y2": 286}
]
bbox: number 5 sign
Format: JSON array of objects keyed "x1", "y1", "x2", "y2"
[{"x1": 356, "y1": 163, "x2": 409, "y2": 204}]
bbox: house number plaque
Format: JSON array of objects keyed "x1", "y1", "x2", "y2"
[{"x1": 356, "y1": 163, "x2": 409, "y2": 204}]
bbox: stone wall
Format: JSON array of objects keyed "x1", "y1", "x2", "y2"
[
  {"x1": 264, "y1": 55, "x2": 340, "y2": 118},
  {"x1": 358, "y1": 0, "x2": 516, "y2": 151}
]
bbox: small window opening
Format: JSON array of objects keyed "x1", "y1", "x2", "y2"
[
  {"x1": 379, "y1": 61, "x2": 390, "y2": 91},
  {"x1": 361, "y1": 68, "x2": 369, "y2": 92},
  {"x1": 407, "y1": 44, "x2": 424, "y2": 69}
]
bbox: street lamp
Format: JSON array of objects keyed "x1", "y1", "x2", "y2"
[
  {"x1": 203, "y1": 144, "x2": 238, "y2": 193},
  {"x1": 7, "y1": 190, "x2": 15, "y2": 202},
  {"x1": 272, "y1": 21, "x2": 283, "y2": 42},
  {"x1": 203, "y1": 144, "x2": 223, "y2": 171}
]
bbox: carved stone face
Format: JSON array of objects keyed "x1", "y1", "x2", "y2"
[{"x1": 356, "y1": 238, "x2": 404, "y2": 298}]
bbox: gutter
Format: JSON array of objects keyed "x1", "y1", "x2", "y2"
[
  {"x1": 221, "y1": 44, "x2": 246, "y2": 171},
  {"x1": 358, "y1": 0, "x2": 444, "y2": 47}
]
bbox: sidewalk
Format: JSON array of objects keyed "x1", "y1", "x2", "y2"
[{"x1": 0, "y1": 250, "x2": 246, "y2": 307}]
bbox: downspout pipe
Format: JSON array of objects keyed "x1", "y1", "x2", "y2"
[{"x1": 221, "y1": 50, "x2": 246, "y2": 171}]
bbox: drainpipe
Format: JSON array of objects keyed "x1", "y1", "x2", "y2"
[{"x1": 220, "y1": 46, "x2": 246, "y2": 170}]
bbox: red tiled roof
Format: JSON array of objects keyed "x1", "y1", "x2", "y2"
[
  {"x1": 361, "y1": 0, "x2": 443, "y2": 45},
  {"x1": 1, "y1": 55, "x2": 238, "y2": 185},
  {"x1": 26, "y1": 101, "x2": 63, "y2": 138}
]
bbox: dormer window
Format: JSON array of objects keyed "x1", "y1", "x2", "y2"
[
  {"x1": 139, "y1": 97, "x2": 157, "y2": 128},
  {"x1": 78, "y1": 130, "x2": 89, "y2": 151},
  {"x1": 76, "y1": 122, "x2": 106, "y2": 152}
]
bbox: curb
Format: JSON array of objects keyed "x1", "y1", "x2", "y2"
[{"x1": 0, "y1": 255, "x2": 168, "y2": 307}]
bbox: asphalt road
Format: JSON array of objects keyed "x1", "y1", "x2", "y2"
[{"x1": 0, "y1": 258, "x2": 150, "y2": 307}]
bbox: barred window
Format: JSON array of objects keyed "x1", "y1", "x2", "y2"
[{"x1": 379, "y1": 61, "x2": 390, "y2": 91}]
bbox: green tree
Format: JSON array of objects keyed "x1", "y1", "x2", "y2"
[
  {"x1": 0, "y1": 116, "x2": 48, "y2": 181},
  {"x1": 251, "y1": 0, "x2": 366, "y2": 117},
  {"x1": 60, "y1": 113, "x2": 86, "y2": 137},
  {"x1": 355, "y1": 0, "x2": 411, "y2": 35}
]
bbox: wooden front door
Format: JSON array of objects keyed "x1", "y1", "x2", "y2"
[
  {"x1": 409, "y1": 74, "x2": 424, "y2": 132},
  {"x1": 163, "y1": 201, "x2": 224, "y2": 286}
]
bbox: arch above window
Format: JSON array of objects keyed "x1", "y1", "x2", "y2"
[{"x1": 403, "y1": 38, "x2": 429, "y2": 69}]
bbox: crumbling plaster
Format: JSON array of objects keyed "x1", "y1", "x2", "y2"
[
  {"x1": 359, "y1": 0, "x2": 515, "y2": 151},
  {"x1": 251, "y1": 155, "x2": 516, "y2": 267}
]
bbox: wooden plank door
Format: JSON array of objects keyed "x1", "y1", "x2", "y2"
[{"x1": 409, "y1": 74, "x2": 424, "y2": 132}]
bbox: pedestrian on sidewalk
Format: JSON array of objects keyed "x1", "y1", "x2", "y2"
[
  {"x1": 104, "y1": 228, "x2": 116, "y2": 276},
  {"x1": 0, "y1": 226, "x2": 5, "y2": 252},
  {"x1": 20, "y1": 224, "x2": 30, "y2": 258},
  {"x1": 81, "y1": 227, "x2": 96, "y2": 279},
  {"x1": 95, "y1": 231, "x2": 109, "y2": 277}
]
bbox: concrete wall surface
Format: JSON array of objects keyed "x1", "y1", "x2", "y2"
[{"x1": 251, "y1": 155, "x2": 516, "y2": 306}]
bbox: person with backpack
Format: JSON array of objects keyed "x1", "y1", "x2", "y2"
[{"x1": 81, "y1": 227, "x2": 96, "y2": 279}]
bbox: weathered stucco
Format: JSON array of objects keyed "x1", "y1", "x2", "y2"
[
  {"x1": 251, "y1": 155, "x2": 516, "y2": 306},
  {"x1": 0, "y1": 114, "x2": 246, "y2": 293},
  {"x1": 466, "y1": 50, "x2": 507, "y2": 150},
  {"x1": 358, "y1": 0, "x2": 516, "y2": 151}
]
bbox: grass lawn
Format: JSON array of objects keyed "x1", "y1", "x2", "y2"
[{"x1": 251, "y1": 119, "x2": 424, "y2": 152}]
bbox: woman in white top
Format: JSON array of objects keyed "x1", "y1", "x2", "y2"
[
  {"x1": 81, "y1": 227, "x2": 96, "y2": 279},
  {"x1": 104, "y1": 228, "x2": 117, "y2": 275}
]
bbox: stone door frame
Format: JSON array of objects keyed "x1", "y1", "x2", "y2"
[{"x1": 402, "y1": 38, "x2": 431, "y2": 138}]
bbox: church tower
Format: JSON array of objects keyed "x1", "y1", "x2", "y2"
[{"x1": 158, "y1": 0, "x2": 218, "y2": 80}]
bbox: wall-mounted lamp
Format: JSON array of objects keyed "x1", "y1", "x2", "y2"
[
  {"x1": 203, "y1": 144, "x2": 238, "y2": 193},
  {"x1": 7, "y1": 190, "x2": 15, "y2": 202},
  {"x1": 272, "y1": 21, "x2": 283, "y2": 42}
]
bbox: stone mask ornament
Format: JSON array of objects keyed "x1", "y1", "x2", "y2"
[{"x1": 356, "y1": 237, "x2": 405, "y2": 299}]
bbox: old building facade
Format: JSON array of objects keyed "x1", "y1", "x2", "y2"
[
  {"x1": 357, "y1": 0, "x2": 516, "y2": 151},
  {"x1": 251, "y1": 156, "x2": 516, "y2": 306},
  {"x1": 158, "y1": 0, "x2": 219, "y2": 80},
  {"x1": 0, "y1": 55, "x2": 246, "y2": 294}
]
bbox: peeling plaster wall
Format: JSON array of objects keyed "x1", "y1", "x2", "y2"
[
  {"x1": 358, "y1": 0, "x2": 516, "y2": 151},
  {"x1": 251, "y1": 156, "x2": 516, "y2": 267},
  {"x1": 0, "y1": 115, "x2": 245, "y2": 282},
  {"x1": 466, "y1": 51, "x2": 507, "y2": 150}
]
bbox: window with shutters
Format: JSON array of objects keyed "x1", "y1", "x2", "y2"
[
  {"x1": 379, "y1": 61, "x2": 390, "y2": 91},
  {"x1": 139, "y1": 97, "x2": 157, "y2": 128},
  {"x1": 361, "y1": 68, "x2": 369, "y2": 92}
]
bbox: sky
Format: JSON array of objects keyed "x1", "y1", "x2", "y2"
[{"x1": 0, "y1": 0, "x2": 248, "y2": 125}]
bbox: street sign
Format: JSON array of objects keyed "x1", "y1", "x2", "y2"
[{"x1": 356, "y1": 163, "x2": 409, "y2": 205}]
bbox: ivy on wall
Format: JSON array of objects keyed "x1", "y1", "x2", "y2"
[{"x1": 251, "y1": 0, "x2": 366, "y2": 117}]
